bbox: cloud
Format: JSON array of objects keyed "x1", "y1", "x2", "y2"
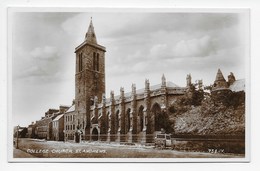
[
  {"x1": 30, "y1": 46, "x2": 58, "y2": 60},
  {"x1": 147, "y1": 35, "x2": 215, "y2": 60},
  {"x1": 107, "y1": 13, "x2": 239, "y2": 38},
  {"x1": 149, "y1": 44, "x2": 168, "y2": 57},
  {"x1": 172, "y1": 35, "x2": 215, "y2": 58},
  {"x1": 14, "y1": 45, "x2": 65, "y2": 83},
  {"x1": 18, "y1": 66, "x2": 45, "y2": 77}
]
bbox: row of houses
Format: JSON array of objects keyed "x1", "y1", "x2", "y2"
[{"x1": 27, "y1": 104, "x2": 77, "y2": 142}]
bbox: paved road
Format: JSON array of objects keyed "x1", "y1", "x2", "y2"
[
  {"x1": 13, "y1": 148, "x2": 36, "y2": 158},
  {"x1": 14, "y1": 138, "x2": 244, "y2": 158}
]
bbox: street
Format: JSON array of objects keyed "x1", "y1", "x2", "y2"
[{"x1": 14, "y1": 138, "x2": 244, "y2": 158}]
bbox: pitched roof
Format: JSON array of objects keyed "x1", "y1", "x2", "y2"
[
  {"x1": 109, "y1": 81, "x2": 180, "y2": 101},
  {"x1": 229, "y1": 79, "x2": 245, "y2": 92},
  {"x1": 53, "y1": 114, "x2": 64, "y2": 122},
  {"x1": 65, "y1": 105, "x2": 75, "y2": 113},
  {"x1": 215, "y1": 69, "x2": 226, "y2": 82}
]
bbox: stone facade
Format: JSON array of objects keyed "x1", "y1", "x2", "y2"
[
  {"x1": 27, "y1": 122, "x2": 36, "y2": 138},
  {"x1": 64, "y1": 105, "x2": 77, "y2": 141},
  {"x1": 35, "y1": 117, "x2": 52, "y2": 139},
  {"x1": 86, "y1": 80, "x2": 187, "y2": 143},
  {"x1": 52, "y1": 114, "x2": 65, "y2": 141}
]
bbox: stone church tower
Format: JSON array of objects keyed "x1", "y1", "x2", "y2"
[{"x1": 74, "y1": 19, "x2": 106, "y2": 140}]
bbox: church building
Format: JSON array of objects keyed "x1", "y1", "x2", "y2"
[{"x1": 68, "y1": 19, "x2": 190, "y2": 143}]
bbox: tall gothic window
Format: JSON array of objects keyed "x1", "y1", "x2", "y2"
[
  {"x1": 79, "y1": 53, "x2": 83, "y2": 72},
  {"x1": 93, "y1": 52, "x2": 100, "y2": 71},
  {"x1": 93, "y1": 52, "x2": 96, "y2": 70},
  {"x1": 126, "y1": 109, "x2": 131, "y2": 133},
  {"x1": 96, "y1": 53, "x2": 99, "y2": 71}
]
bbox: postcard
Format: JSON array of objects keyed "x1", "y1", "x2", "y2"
[{"x1": 8, "y1": 8, "x2": 250, "y2": 162}]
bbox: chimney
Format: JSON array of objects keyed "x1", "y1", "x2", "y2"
[
  {"x1": 228, "y1": 72, "x2": 236, "y2": 86},
  {"x1": 186, "y1": 74, "x2": 192, "y2": 87}
]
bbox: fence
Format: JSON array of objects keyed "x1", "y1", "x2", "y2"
[
  {"x1": 171, "y1": 134, "x2": 245, "y2": 154},
  {"x1": 73, "y1": 133, "x2": 245, "y2": 154}
]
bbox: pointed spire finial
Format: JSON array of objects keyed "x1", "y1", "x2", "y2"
[{"x1": 85, "y1": 18, "x2": 97, "y2": 44}]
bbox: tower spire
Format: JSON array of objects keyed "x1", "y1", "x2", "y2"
[
  {"x1": 215, "y1": 69, "x2": 226, "y2": 82},
  {"x1": 213, "y1": 68, "x2": 228, "y2": 90},
  {"x1": 85, "y1": 18, "x2": 97, "y2": 44}
]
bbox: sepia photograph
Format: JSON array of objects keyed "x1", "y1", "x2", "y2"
[{"x1": 8, "y1": 8, "x2": 249, "y2": 162}]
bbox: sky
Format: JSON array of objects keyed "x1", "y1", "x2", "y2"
[{"x1": 11, "y1": 11, "x2": 248, "y2": 127}]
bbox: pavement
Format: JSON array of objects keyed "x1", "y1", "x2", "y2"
[
  {"x1": 13, "y1": 138, "x2": 244, "y2": 158},
  {"x1": 13, "y1": 148, "x2": 36, "y2": 158}
]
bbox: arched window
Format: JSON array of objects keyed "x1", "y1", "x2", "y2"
[
  {"x1": 152, "y1": 103, "x2": 162, "y2": 131},
  {"x1": 138, "y1": 106, "x2": 144, "y2": 133},
  {"x1": 126, "y1": 109, "x2": 131, "y2": 133}
]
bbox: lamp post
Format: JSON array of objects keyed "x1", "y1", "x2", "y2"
[
  {"x1": 16, "y1": 125, "x2": 19, "y2": 149},
  {"x1": 63, "y1": 130, "x2": 65, "y2": 143}
]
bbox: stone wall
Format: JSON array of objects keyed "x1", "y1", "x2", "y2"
[{"x1": 86, "y1": 86, "x2": 186, "y2": 143}]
